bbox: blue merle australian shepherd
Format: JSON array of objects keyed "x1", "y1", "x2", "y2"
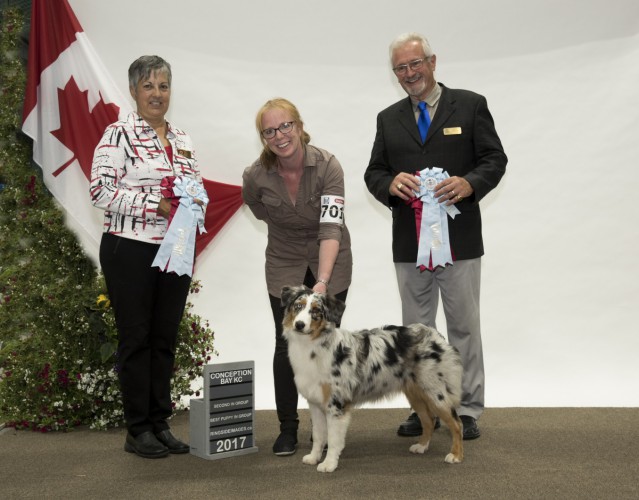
[{"x1": 281, "y1": 285, "x2": 464, "y2": 473}]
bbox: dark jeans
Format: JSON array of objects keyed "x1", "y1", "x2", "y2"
[
  {"x1": 100, "y1": 233, "x2": 191, "y2": 436},
  {"x1": 268, "y1": 268, "x2": 348, "y2": 435}
]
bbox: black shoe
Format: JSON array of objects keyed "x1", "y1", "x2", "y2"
[
  {"x1": 155, "y1": 429, "x2": 190, "y2": 454},
  {"x1": 397, "y1": 412, "x2": 440, "y2": 436},
  {"x1": 124, "y1": 431, "x2": 169, "y2": 459},
  {"x1": 273, "y1": 432, "x2": 297, "y2": 456},
  {"x1": 460, "y1": 415, "x2": 481, "y2": 440}
]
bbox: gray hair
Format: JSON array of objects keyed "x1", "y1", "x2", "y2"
[
  {"x1": 128, "y1": 55, "x2": 172, "y2": 89},
  {"x1": 389, "y1": 33, "x2": 434, "y2": 63}
]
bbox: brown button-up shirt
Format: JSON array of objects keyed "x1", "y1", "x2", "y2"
[{"x1": 242, "y1": 145, "x2": 352, "y2": 297}]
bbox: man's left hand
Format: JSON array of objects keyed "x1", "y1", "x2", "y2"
[{"x1": 435, "y1": 176, "x2": 473, "y2": 206}]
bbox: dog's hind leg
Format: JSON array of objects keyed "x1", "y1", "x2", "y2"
[
  {"x1": 436, "y1": 407, "x2": 464, "y2": 464},
  {"x1": 303, "y1": 403, "x2": 327, "y2": 466},
  {"x1": 317, "y1": 410, "x2": 351, "y2": 473},
  {"x1": 403, "y1": 383, "x2": 435, "y2": 454}
]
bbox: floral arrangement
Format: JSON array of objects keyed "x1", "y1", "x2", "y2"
[
  {"x1": 1, "y1": 279, "x2": 216, "y2": 431},
  {"x1": 0, "y1": 8, "x2": 217, "y2": 431}
]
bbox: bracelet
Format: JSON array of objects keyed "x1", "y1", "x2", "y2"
[{"x1": 316, "y1": 278, "x2": 329, "y2": 287}]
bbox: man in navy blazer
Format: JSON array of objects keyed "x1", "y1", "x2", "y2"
[{"x1": 365, "y1": 32, "x2": 507, "y2": 440}]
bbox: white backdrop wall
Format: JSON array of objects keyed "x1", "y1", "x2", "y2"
[{"x1": 67, "y1": 0, "x2": 639, "y2": 408}]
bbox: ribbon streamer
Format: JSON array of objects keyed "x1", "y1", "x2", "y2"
[
  {"x1": 152, "y1": 176, "x2": 209, "y2": 277},
  {"x1": 411, "y1": 167, "x2": 460, "y2": 270}
]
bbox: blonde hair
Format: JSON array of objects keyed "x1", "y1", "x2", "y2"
[{"x1": 255, "y1": 98, "x2": 311, "y2": 169}]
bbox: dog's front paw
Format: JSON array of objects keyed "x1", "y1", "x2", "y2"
[
  {"x1": 444, "y1": 452, "x2": 462, "y2": 464},
  {"x1": 302, "y1": 453, "x2": 320, "y2": 465},
  {"x1": 317, "y1": 458, "x2": 338, "y2": 473},
  {"x1": 409, "y1": 442, "x2": 429, "y2": 454}
]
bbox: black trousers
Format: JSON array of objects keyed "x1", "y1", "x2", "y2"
[
  {"x1": 268, "y1": 268, "x2": 348, "y2": 434},
  {"x1": 100, "y1": 233, "x2": 191, "y2": 436}
]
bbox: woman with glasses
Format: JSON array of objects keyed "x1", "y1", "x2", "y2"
[{"x1": 242, "y1": 98, "x2": 352, "y2": 456}]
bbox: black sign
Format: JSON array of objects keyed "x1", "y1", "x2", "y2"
[{"x1": 189, "y1": 361, "x2": 258, "y2": 460}]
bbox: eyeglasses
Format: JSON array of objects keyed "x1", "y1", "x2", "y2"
[
  {"x1": 261, "y1": 121, "x2": 295, "y2": 139},
  {"x1": 392, "y1": 58, "x2": 429, "y2": 76}
]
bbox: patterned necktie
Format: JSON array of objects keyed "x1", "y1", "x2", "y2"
[{"x1": 418, "y1": 101, "x2": 430, "y2": 143}]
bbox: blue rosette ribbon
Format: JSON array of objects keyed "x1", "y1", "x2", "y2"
[
  {"x1": 413, "y1": 167, "x2": 460, "y2": 269},
  {"x1": 152, "y1": 176, "x2": 209, "y2": 277}
]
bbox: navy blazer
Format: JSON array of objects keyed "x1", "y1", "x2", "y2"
[{"x1": 364, "y1": 83, "x2": 507, "y2": 263}]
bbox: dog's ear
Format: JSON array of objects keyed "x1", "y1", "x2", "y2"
[
  {"x1": 323, "y1": 294, "x2": 346, "y2": 324},
  {"x1": 281, "y1": 286, "x2": 297, "y2": 309},
  {"x1": 281, "y1": 285, "x2": 309, "y2": 309}
]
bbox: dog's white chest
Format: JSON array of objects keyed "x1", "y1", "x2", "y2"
[{"x1": 288, "y1": 342, "x2": 330, "y2": 404}]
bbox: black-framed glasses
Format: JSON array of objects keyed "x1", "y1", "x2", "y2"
[
  {"x1": 392, "y1": 57, "x2": 428, "y2": 75},
  {"x1": 261, "y1": 121, "x2": 295, "y2": 139}
]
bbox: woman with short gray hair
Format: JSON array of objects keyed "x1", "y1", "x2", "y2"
[{"x1": 91, "y1": 55, "x2": 205, "y2": 459}]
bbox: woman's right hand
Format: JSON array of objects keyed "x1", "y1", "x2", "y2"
[{"x1": 158, "y1": 198, "x2": 172, "y2": 219}]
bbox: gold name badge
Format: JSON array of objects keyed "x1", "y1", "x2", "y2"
[
  {"x1": 443, "y1": 127, "x2": 462, "y2": 135},
  {"x1": 177, "y1": 148, "x2": 192, "y2": 159}
]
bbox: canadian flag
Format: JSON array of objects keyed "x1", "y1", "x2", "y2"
[{"x1": 22, "y1": 0, "x2": 242, "y2": 258}]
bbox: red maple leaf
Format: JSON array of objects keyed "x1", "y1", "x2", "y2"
[{"x1": 51, "y1": 76, "x2": 120, "y2": 180}]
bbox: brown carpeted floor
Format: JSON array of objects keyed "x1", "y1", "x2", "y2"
[{"x1": 1, "y1": 408, "x2": 638, "y2": 499}]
